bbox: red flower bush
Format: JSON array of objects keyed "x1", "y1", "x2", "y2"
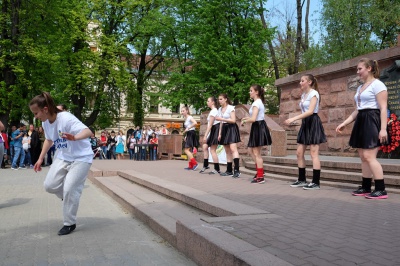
[{"x1": 380, "y1": 113, "x2": 400, "y2": 154}]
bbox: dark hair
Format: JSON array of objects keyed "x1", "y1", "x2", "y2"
[
  {"x1": 303, "y1": 74, "x2": 321, "y2": 103},
  {"x1": 359, "y1": 58, "x2": 380, "y2": 79},
  {"x1": 57, "y1": 104, "x2": 67, "y2": 111},
  {"x1": 111, "y1": 130, "x2": 115, "y2": 133},
  {"x1": 29, "y1": 92, "x2": 60, "y2": 116},
  {"x1": 208, "y1": 96, "x2": 219, "y2": 108},
  {"x1": 218, "y1": 93, "x2": 233, "y2": 105},
  {"x1": 250, "y1": 84, "x2": 265, "y2": 104},
  {"x1": 19, "y1": 123, "x2": 25, "y2": 128}
]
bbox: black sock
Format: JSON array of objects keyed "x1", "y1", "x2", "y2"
[
  {"x1": 214, "y1": 163, "x2": 220, "y2": 172},
  {"x1": 362, "y1": 177, "x2": 372, "y2": 191},
  {"x1": 233, "y1": 158, "x2": 240, "y2": 171},
  {"x1": 312, "y1": 169, "x2": 320, "y2": 185},
  {"x1": 203, "y1": 159, "x2": 209, "y2": 168},
  {"x1": 374, "y1": 179, "x2": 385, "y2": 191},
  {"x1": 227, "y1": 162, "x2": 233, "y2": 173},
  {"x1": 298, "y1": 168, "x2": 306, "y2": 182}
]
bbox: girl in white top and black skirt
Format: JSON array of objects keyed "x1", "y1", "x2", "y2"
[
  {"x1": 336, "y1": 58, "x2": 389, "y2": 199},
  {"x1": 200, "y1": 96, "x2": 221, "y2": 174},
  {"x1": 216, "y1": 93, "x2": 241, "y2": 178},
  {"x1": 285, "y1": 74, "x2": 327, "y2": 190},
  {"x1": 241, "y1": 85, "x2": 272, "y2": 184},
  {"x1": 181, "y1": 106, "x2": 200, "y2": 170}
]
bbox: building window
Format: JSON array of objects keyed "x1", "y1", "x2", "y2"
[{"x1": 149, "y1": 96, "x2": 159, "y2": 113}]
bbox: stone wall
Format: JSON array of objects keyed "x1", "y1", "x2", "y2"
[{"x1": 276, "y1": 46, "x2": 400, "y2": 156}]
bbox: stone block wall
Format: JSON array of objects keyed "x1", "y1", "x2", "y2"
[{"x1": 276, "y1": 46, "x2": 400, "y2": 156}]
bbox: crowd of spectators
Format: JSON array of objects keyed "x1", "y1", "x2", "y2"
[{"x1": 1, "y1": 123, "x2": 170, "y2": 168}]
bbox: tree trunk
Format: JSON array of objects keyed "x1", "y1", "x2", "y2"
[
  {"x1": 303, "y1": 0, "x2": 310, "y2": 51},
  {"x1": 294, "y1": 0, "x2": 302, "y2": 73}
]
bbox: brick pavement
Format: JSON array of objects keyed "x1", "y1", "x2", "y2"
[
  {"x1": 90, "y1": 159, "x2": 400, "y2": 266},
  {"x1": 0, "y1": 167, "x2": 196, "y2": 266}
]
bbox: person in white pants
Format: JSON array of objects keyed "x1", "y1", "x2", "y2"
[{"x1": 29, "y1": 92, "x2": 93, "y2": 235}]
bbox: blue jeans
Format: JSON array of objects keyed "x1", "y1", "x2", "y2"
[
  {"x1": 109, "y1": 145, "x2": 116, "y2": 160},
  {"x1": 24, "y1": 149, "x2": 32, "y2": 166},
  {"x1": 149, "y1": 148, "x2": 157, "y2": 160},
  {"x1": 47, "y1": 145, "x2": 55, "y2": 165},
  {"x1": 12, "y1": 146, "x2": 25, "y2": 168},
  {"x1": 128, "y1": 148, "x2": 135, "y2": 160}
]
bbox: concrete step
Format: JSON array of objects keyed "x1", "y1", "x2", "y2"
[
  {"x1": 88, "y1": 169, "x2": 292, "y2": 266},
  {"x1": 260, "y1": 156, "x2": 400, "y2": 175},
  {"x1": 243, "y1": 160, "x2": 400, "y2": 188}
]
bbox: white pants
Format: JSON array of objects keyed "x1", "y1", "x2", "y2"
[{"x1": 44, "y1": 158, "x2": 91, "y2": 226}]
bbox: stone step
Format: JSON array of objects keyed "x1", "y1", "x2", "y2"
[
  {"x1": 239, "y1": 168, "x2": 400, "y2": 194},
  {"x1": 260, "y1": 156, "x2": 400, "y2": 175},
  {"x1": 88, "y1": 169, "x2": 291, "y2": 266},
  {"x1": 243, "y1": 160, "x2": 400, "y2": 188}
]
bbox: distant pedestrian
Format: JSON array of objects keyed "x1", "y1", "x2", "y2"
[
  {"x1": 181, "y1": 106, "x2": 199, "y2": 170},
  {"x1": 115, "y1": 130, "x2": 125, "y2": 160},
  {"x1": 30, "y1": 92, "x2": 93, "y2": 235},
  {"x1": 200, "y1": 96, "x2": 221, "y2": 174},
  {"x1": 11, "y1": 123, "x2": 26, "y2": 170},
  {"x1": 336, "y1": 58, "x2": 389, "y2": 199},
  {"x1": 215, "y1": 94, "x2": 241, "y2": 178},
  {"x1": 241, "y1": 85, "x2": 272, "y2": 184},
  {"x1": 284, "y1": 74, "x2": 326, "y2": 190},
  {"x1": 0, "y1": 121, "x2": 4, "y2": 168}
]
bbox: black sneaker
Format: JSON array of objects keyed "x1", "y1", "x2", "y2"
[
  {"x1": 58, "y1": 224, "x2": 76, "y2": 235},
  {"x1": 303, "y1": 183, "x2": 320, "y2": 190},
  {"x1": 290, "y1": 180, "x2": 307, "y2": 188},
  {"x1": 220, "y1": 171, "x2": 233, "y2": 176},
  {"x1": 251, "y1": 178, "x2": 265, "y2": 184},
  {"x1": 365, "y1": 190, "x2": 388, "y2": 199},
  {"x1": 199, "y1": 166, "x2": 210, "y2": 173},
  {"x1": 232, "y1": 170, "x2": 241, "y2": 178},
  {"x1": 352, "y1": 186, "x2": 371, "y2": 196},
  {"x1": 209, "y1": 170, "x2": 220, "y2": 175}
]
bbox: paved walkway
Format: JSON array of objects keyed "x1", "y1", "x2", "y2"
[
  {"x1": 0, "y1": 167, "x2": 196, "y2": 266},
  {"x1": 89, "y1": 157, "x2": 400, "y2": 266}
]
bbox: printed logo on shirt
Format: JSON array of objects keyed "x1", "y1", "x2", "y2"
[{"x1": 54, "y1": 137, "x2": 68, "y2": 149}]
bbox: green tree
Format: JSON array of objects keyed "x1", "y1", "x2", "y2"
[{"x1": 161, "y1": 0, "x2": 274, "y2": 112}]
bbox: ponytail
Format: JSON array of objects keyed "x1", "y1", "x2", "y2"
[
  {"x1": 359, "y1": 58, "x2": 380, "y2": 79},
  {"x1": 29, "y1": 92, "x2": 60, "y2": 116},
  {"x1": 304, "y1": 74, "x2": 321, "y2": 103},
  {"x1": 250, "y1": 84, "x2": 265, "y2": 104}
]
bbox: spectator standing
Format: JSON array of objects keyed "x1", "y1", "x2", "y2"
[
  {"x1": 98, "y1": 131, "x2": 107, "y2": 160},
  {"x1": 9, "y1": 125, "x2": 16, "y2": 164},
  {"x1": 22, "y1": 132, "x2": 33, "y2": 168},
  {"x1": 107, "y1": 130, "x2": 117, "y2": 160},
  {"x1": 127, "y1": 133, "x2": 136, "y2": 160},
  {"x1": 115, "y1": 130, "x2": 125, "y2": 160},
  {"x1": 29, "y1": 124, "x2": 41, "y2": 165},
  {"x1": 0, "y1": 121, "x2": 5, "y2": 168},
  {"x1": 149, "y1": 132, "x2": 158, "y2": 160},
  {"x1": 11, "y1": 123, "x2": 26, "y2": 170},
  {"x1": 89, "y1": 132, "x2": 98, "y2": 159}
]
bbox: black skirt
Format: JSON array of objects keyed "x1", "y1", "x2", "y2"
[
  {"x1": 220, "y1": 123, "x2": 241, "y2": 145},
  {"x1": 206, "y1": 123, "x2": 220, "y2": 146},
  {"x1": 297, "y1": 113, "x2": 327, "y2": 145},
  {"x1": 184, "y1": 130, "x2": 199, "y2": 148},
  {"x1": 248, "y1": 120, "x2": 272, "y2": 147},
  {"x1": 349, "y1": 109, "x2": 388, "y2": 149}
]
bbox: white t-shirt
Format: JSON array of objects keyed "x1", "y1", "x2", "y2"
[
  {"x1": 249, "y1": 99, "x2": 265, "y2": 121},
  {"x1": 355, "y1": 79, "x2": 387, "y2": 110},
  {"x1": 218, "y1": 105, "x2": 235, "y2": 123},
  {"x1": 22, "y1": 136, "x2": 30, "y2": 151},
  {"x1": 207, "y1": 108, "x2": 219, "y2": 126},
  {"x1": 43, "y1": 111, "x2": 93, "y2": 163},
  {"x1": 299, "y1": 89, "x2": 320, "y2": 113},
  {"x1": 184, "y1": 115, "x2": 195, "y2": 131}
]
